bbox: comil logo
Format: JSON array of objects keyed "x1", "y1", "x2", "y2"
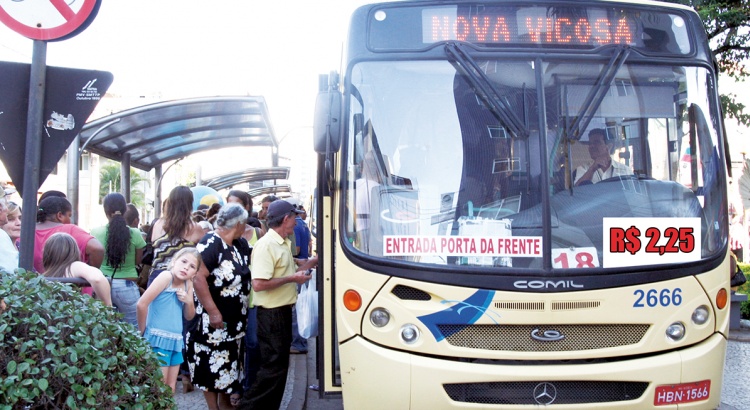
[
  {"x1": 76, "y1": 79, "x2": 101, "y2": 101},
  {"x1": 513, "y1": 280, "x2": 584, "y2": 289},
  {"x1": 531, "y1": 328, "x2": 565, "y2": 342}
]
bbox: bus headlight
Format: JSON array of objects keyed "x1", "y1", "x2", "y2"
[
  {"x1": 370, "y1": 308, "x2": 390, "y2": 327},
  {"x1": 691, "y1": 305, "x2": 710, "y2": 325},
  {"x1": 400, "y1": 324, "x2": 420, "y2": 344},
  {"x1": 666, "y1": 322, "x2": 686, "y2": 341}
]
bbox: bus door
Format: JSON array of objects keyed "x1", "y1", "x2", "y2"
[{"x1": 313, "y1": 73, "x2": 343, "y2": 396}]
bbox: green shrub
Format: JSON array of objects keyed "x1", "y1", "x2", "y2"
[
  {"x1": 736, "y1": 263, "x2": 750, "y2": 320},
  {"x1": 0, "y1": 270, "x2": 174, "y2": 409}
]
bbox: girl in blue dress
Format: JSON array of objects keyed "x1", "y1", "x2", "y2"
[{"x1": 137, "y1": 247, "x2": 201, "y2": 392}]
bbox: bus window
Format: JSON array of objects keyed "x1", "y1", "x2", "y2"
[
  {"x1": 344, "y1": 59, "x2": 725, "y2": 270},
  {"x1": 545, "y1": 64, "x2": 723, "y2": 268}
]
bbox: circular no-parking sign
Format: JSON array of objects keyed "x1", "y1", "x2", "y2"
[{"x1": 0, "y1": 0, "x2": 100, "y2": 41}]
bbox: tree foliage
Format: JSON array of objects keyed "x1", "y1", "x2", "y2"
[
  {"x1": 98, "y1": 160, "x2": 150, "y2": 208},
  {"x1": 667, "y1": 0, "x2": 750, "y2": 125}
]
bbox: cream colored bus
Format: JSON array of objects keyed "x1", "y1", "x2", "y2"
[{"x1": 312, "y1": 1, "x2": 731, "y2": 408}]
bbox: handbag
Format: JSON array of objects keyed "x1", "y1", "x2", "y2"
[
  {"x1": 141, "y1": 242, "x2": 154, "y2": 266},
  {"x1": 731, "y1": 265, "x2": 747, "y2": 287},
  {"x1": 295, "y1": 271, "x2": 318, "y2": 339}
]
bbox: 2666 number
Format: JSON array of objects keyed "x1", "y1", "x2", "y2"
[{"x1": 633, "y1": 288, "x2": 682, "y2": 308}]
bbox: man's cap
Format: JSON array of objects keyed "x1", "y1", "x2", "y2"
[{"x1": 267, "y1": 199, "x2": 303, "y2": 220}]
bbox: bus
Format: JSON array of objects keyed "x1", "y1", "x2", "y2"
[{"x1": 312, "y1": 0, "x2": 731, "y2": 408}]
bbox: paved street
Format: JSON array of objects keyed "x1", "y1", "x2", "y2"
[{"x1": 720, "y1": 329, "x2": 750, "y2": 409}]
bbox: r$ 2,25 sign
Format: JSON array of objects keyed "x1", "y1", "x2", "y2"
[{"x1": 602, "y1": 217, "x2": 701, "y2": 268}]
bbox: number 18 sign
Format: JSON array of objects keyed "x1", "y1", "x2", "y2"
[{"x1": 603, "y1": 217, "x2": 701, "y2": 268}]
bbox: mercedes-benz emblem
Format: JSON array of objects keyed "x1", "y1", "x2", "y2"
[{"x1": 533, "y1": 382, "x2": 557, "y2": 405}]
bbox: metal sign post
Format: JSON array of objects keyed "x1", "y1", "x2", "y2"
[{"x1": 17, "y1": 41, "x2": 47, "y2": 270}]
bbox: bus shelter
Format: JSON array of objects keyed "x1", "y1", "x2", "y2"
[
  {"x1": 248, "y1": 184, "x2": 292, "y2": 199},
  {"x1": 18, "y1": 96, "x2": 293, "y2": 274},
  {"x1": 71, "y1": 96, "x2": 282, "y2": 221},
  {"x1": 202, "y1": 167, "x2": 290, "y2": 191}
]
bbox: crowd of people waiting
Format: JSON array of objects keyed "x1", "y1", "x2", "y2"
[{"x1": 0, "y1": 183, "x2": 316, "y2": 410}]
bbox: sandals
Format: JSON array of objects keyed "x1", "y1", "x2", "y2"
[{"x1": 183, "y1": 379, "x2": 194, "y2": 393}]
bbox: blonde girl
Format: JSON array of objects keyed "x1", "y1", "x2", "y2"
[
  {"x1": 136, "y1": 247, "x2": 201, "y2": 392},
  {"x1": 42, "y1": 232, "x2": 112, "y2": 307}
]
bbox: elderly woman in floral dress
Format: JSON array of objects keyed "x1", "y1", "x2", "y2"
[{"x1": 186, "y1": 203, "x2": 251, "y2": 409}]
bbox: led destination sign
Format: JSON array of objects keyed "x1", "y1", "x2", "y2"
[
  {"x1": 424, "y1": 5, "x2": 689, "y2": 52},
  {"x1": 424, "y1": 9, "x2": 635, "y2": 46},
  {"x1": 368, "y1": 4, "x2": 691, "y2": 54}
]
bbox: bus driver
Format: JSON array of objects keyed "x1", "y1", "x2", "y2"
[{"x1": 574, "y1": 128, "x2": 631, "y2": 186}]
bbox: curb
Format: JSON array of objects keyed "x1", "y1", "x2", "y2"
[
  {"x1": 728, "y1": 329, "x2": 750, "y2": 342},
  {"x1": 285, "y1": 353, "x2": 308, "y2": 410},
  {"x1": 298, "y1": 338, "x2": 344, "y2": 410}
]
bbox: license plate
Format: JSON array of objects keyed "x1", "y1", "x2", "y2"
[{"x1": 654, "y1": 380, "x2": 710, "y2": 405}]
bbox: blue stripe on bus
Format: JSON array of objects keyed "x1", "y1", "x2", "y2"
[{"x1": 417, "y1": 290, "x2": 497, "y2": 342}]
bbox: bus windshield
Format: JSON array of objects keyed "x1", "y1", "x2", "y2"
[{"x1": 344, "y1": 55, "x2": 726, "y2": 271}]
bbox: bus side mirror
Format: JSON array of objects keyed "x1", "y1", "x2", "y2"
[{"x1": 313, "y1": 90, "x2": 342, "y2": 154}]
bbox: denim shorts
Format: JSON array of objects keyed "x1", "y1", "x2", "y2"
[
  {"x1": 152, "y1": 347, "x2": 183, "y2": 367},
  {"x1": 111, "y1": 279, "x2": 140, "y2": 327}
]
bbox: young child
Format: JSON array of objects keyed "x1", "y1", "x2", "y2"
[
  {"x1": 136, "y1": 247, "x2": 201, "y2": 392},
  {"x1": 42, "y1": 232, "x2": 112, "y2": 307}
]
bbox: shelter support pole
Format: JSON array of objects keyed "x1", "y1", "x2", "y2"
[
  {"x1": 121, "y1": 153, "x2": 131, "y2": 203},
  {"x1": 154, "y1": 164, "x2": 162, "y2": 218},
  {"x1": 19, "y1": 40, "x2": 47, "y2": 271},
  {"x1": 67, "y1": 134, "x2": 80, "y2": 225}
]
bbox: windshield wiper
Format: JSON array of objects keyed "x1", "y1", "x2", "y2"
[
  {"x1": 565, "y1": 46, "x2": 631, "y2": 140},
  {"x1": 445, "y1": 42, "x2": 528, "y2": 139}
]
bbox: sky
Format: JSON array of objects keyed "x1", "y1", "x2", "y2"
[{"x1": 0, "y1": 0, "x2": 371, "y2": 137}]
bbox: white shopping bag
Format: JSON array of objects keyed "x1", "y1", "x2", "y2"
[{"x1": 295, "y1": 271, "x2": 318, "y2": 339}]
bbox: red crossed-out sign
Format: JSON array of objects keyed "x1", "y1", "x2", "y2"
[{"x1": 0, "y1": 0, "x2": 100, "y2": 41}]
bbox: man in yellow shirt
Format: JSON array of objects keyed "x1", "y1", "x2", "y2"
[{"x1": 240, "y1": 200, "x2": 318, "y2": 409}]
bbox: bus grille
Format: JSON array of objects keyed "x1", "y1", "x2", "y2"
[
  {"x1": 444, "y1": 381, "x2": 648, "y2": 405},
  {"x1": 391, "y1": 285, "x2": 431, "y2": 300},
  {"x1": 437, "y1": 324, "x2": 650, "y2": 351}
]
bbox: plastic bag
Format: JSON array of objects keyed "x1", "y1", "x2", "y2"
[{"x1": 296, "y1": 272, "x2": 318, "y2": 339}]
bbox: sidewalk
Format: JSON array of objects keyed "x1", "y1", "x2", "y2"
[{"x1": 175, "y1": 339, "x2": 316, "y2": 410}]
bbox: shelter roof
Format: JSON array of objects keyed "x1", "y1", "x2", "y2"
[
  {"x1": 203, "y1": 167, "x2": 290, "y2": 191},
  {"x1": 248, "y1": 184, "x2": 291, "y2": 198},
  {"x1": 78, "y1": 96, "x2": 277, "y2": 171}
]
